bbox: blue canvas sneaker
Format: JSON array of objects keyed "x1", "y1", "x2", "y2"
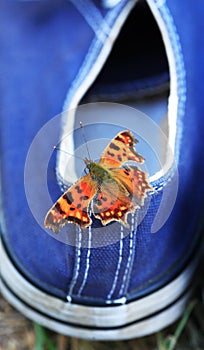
[{"x1": 1, "y1": 0, "x2": 203, "y2": 340}]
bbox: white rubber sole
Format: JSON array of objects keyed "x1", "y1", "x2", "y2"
[{"x1": 0, "y1": 241, "x2": 198, "y2": 340}]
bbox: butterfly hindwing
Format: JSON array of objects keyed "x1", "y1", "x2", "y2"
[
  {"x1": 99, "y1": 130, "x2": 144, "y2": 169},
  {"x1": 111, "y1": 165, "x2": 153, "y2": 206},
  {"x1": 93, "y1": 179, "x2": 135, "y2": 227},
  {"x1": 44, "y1": 174, "x2": 97, "y2": 232}
]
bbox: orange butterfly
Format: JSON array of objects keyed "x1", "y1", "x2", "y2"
[{"x1": 44, "y1": 130, "x2": 152, "y2": 233}]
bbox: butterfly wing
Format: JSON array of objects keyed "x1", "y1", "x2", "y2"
[
  {"x1": 93, "y1": 165, "x2": 152, "y2": 227},
  {"x1": 44, "y1": 174, "x2": 97, "y2": 232},
  {"x1": 99, "y1": 130, "x2": 144, "y2": 169},
  {"x1": 111, "y1": 165, "x2": 153, "y2": 206},
  {"x1": 93, "y1": 180, "x2": 135, "y2": 227}
]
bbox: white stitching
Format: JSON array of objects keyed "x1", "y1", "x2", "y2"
[
  {"x1": 77, "y1": 224, "x2": 92, "y2": 296},
  {"x1": 152, "y1": 166, "x2": 177, "y2": 192},
  {"x1": 66, "y1": 227, "x2": 82, "y2": 301},
  {"x1": 118, "y1": 212, "x2": 137, "y2": 297},
  {"x1": 107, "y1": 225, "x2": 124, "y2": 300}
]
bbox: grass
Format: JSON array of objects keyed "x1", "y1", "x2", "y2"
[
  {"x1": 156, "y1": 300, "x2": 197, "y2": 350},
  {"x1": 34, "y1": 324, "x2": 56, "y2": 350}
]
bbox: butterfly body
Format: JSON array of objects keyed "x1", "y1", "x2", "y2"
[
  {"x1": 85, "y1": 158, "x2": 113, "y2": 185},
  {"x1": 44, "y1": 130, "x2": 153, "y2": 233}
]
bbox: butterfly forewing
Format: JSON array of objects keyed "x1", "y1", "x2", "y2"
[
  {"x1": 44, "y1": 174, "x2": 97, "y2": 232},
  {"x1": 99, "y1": 130, "x2": 144, "y2": 169}
]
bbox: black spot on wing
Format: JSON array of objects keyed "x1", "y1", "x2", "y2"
[
  {"x1": 55, "y1": 202, "x2": 66, "y2": 215},
  {"x1": 123, "y1": 169, "x2": 130, "y2": 176},
  {"x1": 109, "y1": 142, "x2": 120, "y2": 151},
  {"x1": 107, "y1": 151, "x2": 115, "y2": 157},
  {"x1": 96, "y1": 199, "x2": 102, "y2": 207},
  {"x1": 75, "y1": 185, "x2": 83, "y2": 193},
  {"x1": 67, "y1": 216, "x2": 82, "y2": 225},
  {"x1": 80, "y1": 195, "x2": 89, "y2": 201},
  {"x1": 64, "y1": 192, "x2": 74, "y2": 205}
]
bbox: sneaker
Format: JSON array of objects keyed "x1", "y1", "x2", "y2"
[{"x1": 0, "y1": 0, "x2": 203, "y2": 340}]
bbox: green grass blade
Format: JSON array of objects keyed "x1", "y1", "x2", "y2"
[
  {"x1": 34, "y1": 323, "x2": 44, "y2": 350},
  {"x1": 156, "y1": 332, "x2": 167, "y2": 350},
  {"x1": 167, "y1": 300, "x2": 197, "y2": 350},
  {"x1": 44, "y1": 335, "x2": 56, "y2": 350},
  {"x1": 34, "y1": 323, "x2": 56, "y2": 350}
]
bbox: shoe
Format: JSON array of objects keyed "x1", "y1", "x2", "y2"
[{"x1": 1, "y1": 0, "x2": 203, "y2": 340}]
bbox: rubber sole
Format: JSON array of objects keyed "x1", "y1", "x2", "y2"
[{"x1": 0, "y1": 242, "x2": 198, "y2": 340}]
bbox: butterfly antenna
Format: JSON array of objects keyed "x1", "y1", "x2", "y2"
[
  {"x1": 53, "y1": 146, "x2": 84, "y2": 161},
  {"x1": 80, "y1": 122, "x2": 91, "y2": 160}
]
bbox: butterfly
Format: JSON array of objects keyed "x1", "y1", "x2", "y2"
[{"x1": 44, "y1": 130, "x2": 153, "y2": 233}]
